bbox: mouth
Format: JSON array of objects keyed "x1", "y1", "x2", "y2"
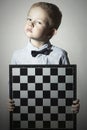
[{"x1": 26, "y1": 28, "x2": 32, "y2": 33}]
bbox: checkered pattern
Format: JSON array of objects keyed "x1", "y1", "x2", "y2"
[{"x1": 9, "y1": 65, "x2": 77, "y2": 130}]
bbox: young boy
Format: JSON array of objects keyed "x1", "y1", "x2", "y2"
[{"x1": 8, "y1": 2, "x2": 80, "y2": 112}]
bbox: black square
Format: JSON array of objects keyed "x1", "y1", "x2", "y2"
[
  {"x1": 51, "y1": 114, "x2": 58, "y2": 120},
  {"x1": 20, "y1": 83, "x2": 27, "y2": 90},
  {"x1": 21, "y1": 98, "x2": 28, "y2": 106},
  {"x1": 28, "y1": 106, "x2": 35, "y2": 113},
  {"x1": 21, "y1": 114, "x2": 28, "y2": 120},
  {"x1": 58, "y1": 76, "x2": 65, "y2": 83},
  {"x1": 43, "y1": 91, "x2": 50, "y2": 98},
  {"x1": 35, "y1": 68, "x2": 42, "y2": 75},
  {"x1": 14, "y1": 106, "x2": 20, "y2": 113},
  {"x1": 66, "y1": 114, "x2": 73, "y2": 121},
  {"x1": 43, "y1": 121, "x2": 50, "y2": 128},
  {"x1": 58, "y1": 91, "x2": 65, "y2": 98},
  {"x1": 58, "y1": 121, "x2": 65, "y2": 128},
  {"x1": 66, "y1": 98, "x2": 73, "y2": 106},
  {"x1": 36, "y1": 83, "x2": 43, "y2": 90},
  {"x1": 28, "y1": 121, "x2": 35, "y2": 128},
  {"x1": 51, "y1": 98, "x2": 58, "y2": 106},
  {"x1": 58, "y1": 106, "x2": 65, "y2": 113},
  {"x1": 51, "y1": 68, "x2": 58, "y2": 75},
  {"x1": 28, "y1": 91, "x2": 35, "y2": 98},
  {"x1": 36, "y1": 114, "x2": 43, "y2": 120},
  {"x1": 43, "y1": 106, "x2": 50, "y2": 113},
  {"x1": 20, "y1": 68, "x2": 27, "y2": 75},
  {"x1": 13, "y1": 121, "x2": 20, "y2": 128},
  {"x1": 36, "y1": 98, "x2": 43, "y2": 106},
  {"x1": 28, "y1": 76, "x2": 35, "y2": 83},
  {"x1": 43, "y1": 76, "x2": 50, "y2": 83},
  {"x1": 51, "y1": 83, "x2": 58, "y2": 90},
  {"x1": 13, "y1": 76, "x2": 20, "y2": 83},
  {"x1": 66, "y1": 83, "x2": 73, "y2": 90},
  {"x1": 66, "y1": 67, "x2": 73, "y2": 75},
  {"x1": 13, "y1": 91, "x2": 20, "y2": 98}
]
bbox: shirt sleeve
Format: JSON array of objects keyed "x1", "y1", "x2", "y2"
[{"x1": 59, "y1": 51, "x2": 70, "y2": 65}]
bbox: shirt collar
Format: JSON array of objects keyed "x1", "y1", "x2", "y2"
[{"x1": 27, "y1": 39, "x2": 51, "y2": 51}]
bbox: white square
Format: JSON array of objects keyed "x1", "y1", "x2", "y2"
[
  {"x1": 51, "y1": 106, "x2": 58, "y2": 113},
  {"x1": 58, "y1": 114, "x2": 65, "y2": 121},
  {"x1": 36, "y1": 91, "x2": 43, "y2": 98},
  {"x1": 43, "y1": 83, "x2": 50, "y2": 90},
  {"x1": 20, "y1": 106, "x2": 28, "y2": 113},
  {"x1": 66, "y1": 91, "x2": 73, "y2": 98},
  {"x1": 36, "y1": 106, "x2": 43, "y2": 113},
  {"x1": 20, "y1": 91, "x2": 28, "y2": 98},
  {"x1": 51, "y1": 76, "x2": 58, "y2": 83},
  {"x1": 51, "y1": 91, "x2": 58, "y2": 98},
  {"x1": 66, "y1": 121, "x2": 73, "y2": 128},
  {"x1": 35, "y1": 76, "x2": 43, "y2": 83},
  {"x1": 43, "y1": 99, "x2": 50, "y2": 106},
  {"x1": 13, "y1": 113, "x2": 20, "y2": 121},
  {"x1": 58, "y1": 99, "x2": 65, "y2": 106},
  {"x1": 66, "y1": 76, "x2": 73, "y2": 83},
  {"x1": 51, "y1": 121, "x2": 58, "y2": 128},
  {"x1": 14, "y1": 99, "x2": 20, "y2": 106},
  {"x1": 58, "y1": 83, "x2": 65, "y2": 90},
  {"x1": 28, "y1": 114, "x2": 35, "y2": 121},
  {"x1": 20, "y1": 76, "x2": 27, "y2": 83},
  {"x1": 21, "y1": 121, "x2": 28, "y2": 128},
  {"x1": 28, "y1": 68, "x2": 35, "y2": 75},
  {"x1": 36, "y1": 121, "x2": 43, "y2": 128},
  {"x1": 12, "y1": 68, "x2": 20, "y2": 76},
  {"x1": 58, "y1": 68, "x2": 65, "y2": 75},
  {"x1": 28, "y1": 99, "x2": 35, "y2": 106},
  {"x1": 28, "y1": 83, "x2": 35, "y2": 90},
  {"x1": 13, "y1": 83, "x2": 20, "y2": 90},
  {"x1": 43, "y1": 68, "x2": 50, "y2": 75},
  {"x1": 66, "y1": 106, "x2": 73, "y2": 113},
  {"x1": 43, "y1": 114, "x2": 50, "y2": 121}
]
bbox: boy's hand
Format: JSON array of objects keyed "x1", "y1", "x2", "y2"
[
  {"x1": 71, "y1": 99, "x2": 80, "y2": 113},
  {"x1": 8, "y1": 99, "x2": 15, "y2": 112}
]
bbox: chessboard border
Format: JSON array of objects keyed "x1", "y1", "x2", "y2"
[{"x1": 9, "y1": 64, "x2": 77, "y2": 130}]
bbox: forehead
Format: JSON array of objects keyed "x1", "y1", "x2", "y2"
[{"x1": 28, "y1": 7, "x2": 50, "y2": 22}]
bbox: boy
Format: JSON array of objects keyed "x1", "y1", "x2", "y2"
[{"x1": 8, "y1": 2, "x2": 80, "y2": 112}]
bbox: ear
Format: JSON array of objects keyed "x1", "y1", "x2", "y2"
[{"x1": 48, "y1": 28, "x2": 57, "y2": 39}]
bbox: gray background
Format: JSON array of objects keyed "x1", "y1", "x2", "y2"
[{"x1": 0, "y1": 0, "x2": 87, "y2": 130}]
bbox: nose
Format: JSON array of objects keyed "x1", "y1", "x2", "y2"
[{"x1": 27, "y1": 20, "x2": 34, "y2": 27}]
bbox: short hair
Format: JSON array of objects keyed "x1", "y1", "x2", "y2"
[{"x1": 28, "y1": 2, "x2": 62, "y2": 30}]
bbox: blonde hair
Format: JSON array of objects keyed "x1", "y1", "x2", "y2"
[{"x1": 28, "y1": 2, "x2": 62, "y2": 30}]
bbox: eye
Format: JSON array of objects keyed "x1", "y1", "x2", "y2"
[
  {"x1": 27, "y1": 17, "x2": 32, "y2": 21},
  {"x1": 36, "y1": 21, "x2": 42, "y2": 25},
  {"x1": 38, "y1": 21, "x2": 42, "y2": 24}
]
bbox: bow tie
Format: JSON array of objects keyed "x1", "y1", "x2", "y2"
[{"x1": 31, "y1": 47, "x2": 53, "y2": 57}]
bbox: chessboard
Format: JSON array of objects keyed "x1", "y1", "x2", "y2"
[{"x1": 9, "y1": 65, "x2": 77, "y2": 130}]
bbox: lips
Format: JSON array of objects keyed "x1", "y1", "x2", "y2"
[{"x1": 26, "y1": 28, "x2": 32, "y2": 33}]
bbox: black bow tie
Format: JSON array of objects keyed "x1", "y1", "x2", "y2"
[{"x1": 31, "y1": 47, "x2": 53, "y2": 57}]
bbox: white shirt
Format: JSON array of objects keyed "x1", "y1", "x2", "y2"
[{"x1": 11, "y1": 41, "x2": 70, "y2": 65}]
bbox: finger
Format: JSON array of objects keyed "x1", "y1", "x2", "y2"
[
  {"x1": 72, "y1": 103, "x2": 80, "y2": 108},
  {"x1": 8, "y1": 99, "x2": 15, "y2": 103},
  {"x1": 73, "y1": 99, "x2": 80, "y2": 105},
  {"x1": 8, "y1": 106, "x2": 15, "y2": 111}
]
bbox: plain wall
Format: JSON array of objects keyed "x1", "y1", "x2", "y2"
[{"x1": 0, "y1": 0, "x2": 87, "y2": 130}]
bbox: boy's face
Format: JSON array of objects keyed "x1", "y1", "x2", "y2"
[{"x1": 24, "y1": 7, "x2": 51, "y2": 42}]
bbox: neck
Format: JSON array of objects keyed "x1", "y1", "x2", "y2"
[{"x1": 30, "y1": 39, "x2": 48, "y2": 48}]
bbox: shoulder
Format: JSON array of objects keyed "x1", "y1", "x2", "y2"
[
  {"x1": 48, "y1": 44, "x2": 70, "y2": 65},
  {"x1": 11, "y1": 46, "x2": 27, "y2": 64},
  {"x1": 51, "y1": 45, "x2": 67, "y2": 57}
]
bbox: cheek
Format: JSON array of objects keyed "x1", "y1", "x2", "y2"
[{"x1": 34, "y1": 27, "x2": 47, "y2": 36}]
